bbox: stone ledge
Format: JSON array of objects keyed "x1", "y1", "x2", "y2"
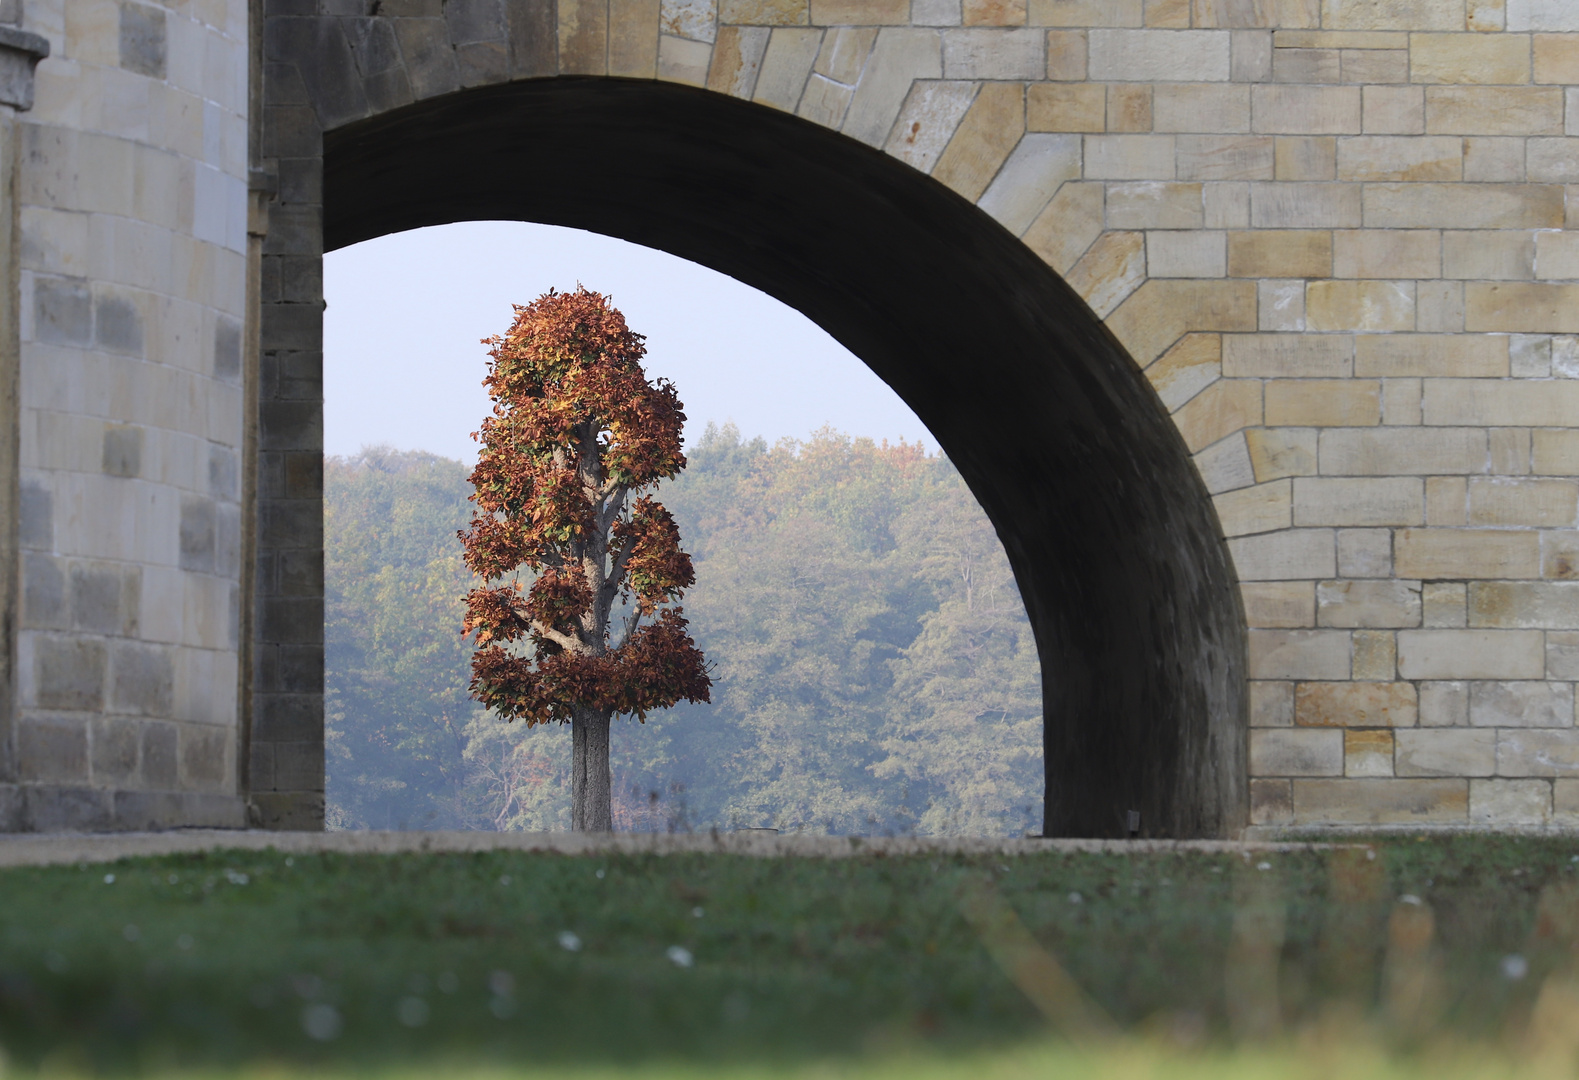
[{"x1": 0, "y1": 25, "x2": 48, "y2": 111}]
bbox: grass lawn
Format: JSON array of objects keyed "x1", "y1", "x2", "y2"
[{"x1": 3, "y1": 835, "x2": 1579, "y2": 1076}]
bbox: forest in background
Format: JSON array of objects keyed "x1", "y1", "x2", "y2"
[{"x1": 325, "y1": 424, "x2": 1044, "y2": 836}]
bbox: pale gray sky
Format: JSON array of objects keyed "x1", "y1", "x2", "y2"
[{"x1": 323, "y1": 221, "x2": 929, "y2": 463}]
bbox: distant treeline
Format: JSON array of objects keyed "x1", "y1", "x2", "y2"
[{"x1": 325, "y1": 424, "x2": 1044, "y2": 836}]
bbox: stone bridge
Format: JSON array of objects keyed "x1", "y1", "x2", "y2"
[{"x1": 2, "y1": 0, "x2": 1578, "y2": 836}]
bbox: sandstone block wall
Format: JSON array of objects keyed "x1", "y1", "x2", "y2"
[{"x1": 0, "y1": 0, "x2": 249, "y2": 828}]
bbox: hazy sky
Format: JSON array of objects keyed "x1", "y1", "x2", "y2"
[{"x1": 323, "y1": 221, "x2": 930, "y2": 463}]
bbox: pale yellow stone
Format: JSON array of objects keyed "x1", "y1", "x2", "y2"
[
  {"x1": 1021, "y1": 181, "x2": 1104, "y2": 272},
  {"x1": 1146, "y1": 230, "x2": 1226, "y2": 278},
  {"x1": 1319, "y1": 0, "x2": 1469, "y2": 31},
  {"x1": 1467, "y1": 478, "x2": 1579, "y2": 527},
  {"x1": 610, "y1": 0, "x2": 662, "y2": 78},
  {"x1": 1465, "y1": 0, "x2": 1503, "y2": 32},
  {"x1": 1249, "y1": 182, "x2": 1362, "y2": 228},
  {"x1": 1266, "y1": 380, "x2": 1380, "y2": 428},
  {"x1": 657, "y1": 35, "x2": 713, "y2": 84},
  {"x1": 1028, "y1": 0, "x2": 1144, "y2": 24},
  {"x1": 1409, "y1": 33, "x2": 1531, "y2": 86},
  {"x1": 1194, "y1": 0, "x2": 1319, "y2": 26},
  {"x1": 719, "y1": 0, "x2": 808, "y2": 21},
  {"x1": 1248, "y1": 427, "x2": 1319, "y2": 482},
  {"x1": 1145, "y1": 332, "x2": 1221, "y2": 411},
  {"x1": 1173, "y1": 378, "x2": 1263, "y2": 454},
  {"x1": 708, "y1": 26, "x2": 772, "y2": 95},
  {"x1": 1353, "y1": 333, "x2": 1507, "y2": 376},
  {"x1": 1535, "y1": 35, "x2": 1579, "y2": 85},
  {"x1": 1215, "y1": 479, "x2": 1293, "y2": 537},
  {"x1": 1354, "y1": 632, "x2": 1401, "y2": 679},
  {"x1": 1177, "y1": 135, "x2": 1275, "y2": 181},
  {"x1": 560, "y1": 0, "x2": 611, "y2": 74},
  {"x1": 1305, "y1": 280, "x2": 1414, "y2": 332},
  {"x1": 798, "y1": 75, "x2": 854, "y2": 127},
  {"x1": 1382, "y1": 377, "x2": 1422, "y2": 425},
  {"x1": 1443, "y1": 230, "x2": 1535, "y2": 281},
  {"x1": 1395, "y1": 729, "x2": 1495, "y2": 778},
  {"x1": 1146, "y1": 0, "x2": 1192, "y2": 27},
  {"x1": 1065, "y1": 230, "x2": 1146, "y2": 317},
  {"x1": 814, "y1": 26, "x2": 878, "y2": 82},
  {"x1": 1335, "y1": 135, "x2": 1459, "y2": 182},
  {"x1": 1490, "y1": 427, "x2": 1531, "y2": 476},
  {"x1": 1331, "y1": 230, "x2": 1440, "y2": 279},
  {"x1": 1275, "y1": 30, "x2": 1406, "y2": 49},
  {"x1": 932, "y1": 82, "x2": 1024, "y2": 202},
  {"x1": 1345, "y1": 729, "x2": 1395, "y2": 778},
  {"x1": 1297, "y1": 681, "x2": 1417, "y2": 728},
  {"x1": 1105, "y1": 182, "x2": 1204, "y2": 229},
  {"x1": 885, "y1": 81, "x2": 979, "y2": 171},
  {"x1": 1295, "y1": 475, "x2": 1422, "y2": 526},
  {"x1": 1248, "y1": 628, "x2": 1350, "y2": 678},
  {"x1": 1319, "y1": 428, "x2": 1488, "y2": 477},
  {"x1": 1153, "y1": 85, "x2": 1251, "y2": 135},
  {"x1": 1317, "y1": 579, "x2": 1423, "y2": 629},
  {"x1": 963, "y1": 0, "x2": 1029, "y2": 24},
  {"x1": 1243, "y1": 582, "x2": 1315, "y2": 628},
  {"x1": 1533, "y1": 430, "x2": 1579, "y2": 476},
  {"x1": 1466, "y1": 283, "x2": 1579, "y2": 333},
  {"x1": 1395, "y1": 528, "x2": 1541, "y2": 580},
  {"x1": 1342, "y1": 48, "x2": 1409, "y2": 84},
  {"x1": 1106, "y1": 85, "x2": 1153, "y2": 134},
  {"x1": 1227, "y1": 230, "x2": 1332, "y2": 278},
  {"x1": 1105, "y1": 279, "x2": 1258, "y2": 365},
  {"x1": 1545, "y1": 532, "x2": 1579, "y2": 580},
  {"x1": 1363, "y1": 85, "x2": 1424, "y2": 135},
  {"x1": 1252, "y1": 728, "x2": 1344, "y2": 776},
  {"x1": 1252, "y1": 85, "x2": 1362, "y2": 136},
  {"x1": 1224, "y1": 333, "x2": 1352, "y2": 377},
  {"x1": 1046, "y1": 29, "x2": 1088, "y2": 79},
  {"x1": 1275, "y1": 136, "x2": 1336, "y2": 181},
  {"x1": 1027, "y1": 83, "x2": 1105, "y2": 132},
  {"x1": 1085, "y1": 135, "x2": 1175, "y2": 180},
  {"x1": 1426, "y1": 87, "x2": 1565, "y2": 136},
  {"x1": 753, "y1": 28, "x2": 823, "y2": 111},
  {"x1": 1290, "y1": 778, "x2": 1467, "y2": 826}
]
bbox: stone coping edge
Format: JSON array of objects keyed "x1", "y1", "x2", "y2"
[{"x1": 0, "y1": 829, "x2": 1358, "y2": 868}]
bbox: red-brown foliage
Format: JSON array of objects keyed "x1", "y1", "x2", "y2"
[{"x1": 459, "y1": 287, "x2": 711, "y2": 726}]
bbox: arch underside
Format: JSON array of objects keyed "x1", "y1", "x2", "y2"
[{"x1": 322, "y1": 76, "x2": 1247, "y2": 838}]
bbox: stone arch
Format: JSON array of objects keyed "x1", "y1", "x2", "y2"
[{"x1": 254, "y1": 70, "x2": 1246, "y2": 838}]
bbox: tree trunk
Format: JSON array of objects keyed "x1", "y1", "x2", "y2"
[{"x1": 571, "y1": 707, "x2": 613, "y2": 831}]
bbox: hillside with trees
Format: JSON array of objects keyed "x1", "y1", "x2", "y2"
[{"x1": 325, "y1": 425, "x2": 1044, "y2": 836}]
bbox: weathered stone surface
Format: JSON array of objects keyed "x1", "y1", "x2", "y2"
[
  {"x1": 1395, "y1": 529, "x2": 1540, "y2": 580},
  {"x1": 1250, "y1": 778, "x2": 1294, "y2": 825},
  {"x1": 1251, "y1": 728, "x2": 1342, "y2": 776},
  {"x1": 1352, "y1": 334, "x2": 1506, "y2": 377},
  {"x1": 1296, "y1": 680, "x2": 1415, "y2": 727},
  {"x1": 1216, "y1": 480, "x2": 1291, "y2": 538},
  {"x1": 1469, "y1": 680, "x2": 1575, "y2": 728},
  {"x1": 1066, "y1": 230, "x2": 1146, "y2": 317},
  {"x1": 1224, "y1": 332, "x2": 1350, "y2": 377},
  {"x1": 1290, "y1": 778, "x2": 1467, "y2": 825},
  {"x1": 1088, "y1": 29, "x2": 1231, "y2": 81},
  {"x1": 1270, "y1": 382, "x2": 1380, "y2": 429},
  {"x1": 1498, "y1": 729, "x2": 1579, "y2": 777},
  {"x1": 1396, "y1": 729, "x2": 1495, "y2": 779},
  {"x1": 1242, "y1": 580, "x2": 1312, "y2": 626},
  {"x1": 1316, "y1": 579, "x2": 1420, "y2": 628},
  {"x1": 1248, "y1": 428, "x2": 1318, "y2": 482},
  {"x1": 1465, "y1": 283, "x2": 1579, "y2": 333},
  {"x1": 1318, "y1": 429, "x2": 1487, "y2": 477},
  {"x1": 1397, "y1": 630, "x2": 1546, "y2": 680},
  {"x1": 1020, "y1": 180, "x2": 1103, "y2": 272},
  {"x1": 1345, "y1": 729, "x2": 1392, "y2": 778},
  {"x1": 1470, "y1": 779, "x2": 1551, "y2": 825},
  {"x1": 978, "y1": 133, "x2": 1080, "y2": 233},
  {"x1": 1248, "y1": 627, "x2": 1349, "y2": 678},
  {"x1": 1106, "y1": 279, "x2": 1257, "y2": 365},
  {"x1": 1146, "y1": 332, "x2": 1220, "y2": 411}
]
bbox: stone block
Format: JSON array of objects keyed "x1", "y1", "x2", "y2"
[
  {"x1": 1334, "y1": 135, "x2": 1458, "y2": 184},
  {"x1": 708, "y1": 26, "x2": 770, "y2": 95},
  {"x1": 1341, "y1": 47, "x2": 1407, "y2": 84},
  {"x1": 798, "y1": 75, "x2": 852, "y2": 128},
  {"x1": 942, "y1": 28, "x2": 1044, "y2": 78},
  {"x1": 1561, "y1": 779, "x2": 1579, "y2": 822},
  {"x1": 1109, "y1": 85, "x2": 1152, "y2": 133},
  {"x1": 1422, "y1": 580, "x2": 1466, "y2": 626},
  {"x1": 1443, "y1": 230, "x2": 1535, "y2": 282},
  {"x1": 1027, "y1": 82, "x2": 1104, "y2": 131},
  {"x1": 1534, "y1": 430, "x2": 1579, "y2": 476},
  {"x1": 1173, "y1": 378, "x2": 1261, "y2": 453},
  {"x1": 1290, "y1": 778, "x2": 1467, "y2": 825},
  {"x1": 1177, "y1": 136, "x2": 1273, "y2": 182},
  {"x1": 1353, "y1": 334, "x2": 1505, "y2": 378},
  {"x1": 1467, "y1": 479, "x2": 1577, "y2": 527},
  {"x1": 1366, "y1": 184, "x2": 1564, "y2": 231},
  {"x1": 94, "y1": 292, "x2": 143, "y2": 356},
  {"x1": 1498, "y1": 728, "x2": 1579, "y2": 777},
  {"x1": 811, "y1": 0, "x2": 906, "y2": 19},
  {"x1": 607, "y1": 0, "x2": 660, "y2": 77},
  {"x1": 1215, "y1": 479, "x2": 1292, "y2": 537},
  {"x1": 33, "y1": 276, "x2": 91, "y2": 347},
  {"x1": 1467, "y1": 283, "x2": 1579, "y2": 333},
  {"x1": 1395, "y1": 729, "x2": 1495, "y2": 779},
  {"x1": 1470, "y1": 778, "x2": 1551, "y2": 825},
  {"x1": 1319, "y1": 428, "x2": 1487, "y2": 477},
  {"x1": 1275, "y1": 136, "x2": 1335, "y2": 181},
  {"x1": 1251, "y1": 680, "x2": 1296, "y2": 728},
  {"x1": 720, "y1": 0, "x2": 805, "y2": 20},
  {"x1": 1528, "y1": 139, "x2": 1579, "y2": 184},
  {"x1": 34, "y1": 637, "x2": 106, "y2": 711},
  {"x1": 1306, "y1": 280, "x2": 1414, "y2": 333},
  {"x1": 1085, "y1": 135, "x2": 1175, "y2": 180},
  {"x1": 844, "y1": 29, "x2": 942, "y2": 146},
  {"x1": 18, "y1": 717, "x2": 88, "y2": 785},
  {"x1": 1382, "y1": 378, "x2": 1422, "y2": 426},
  {"x1": 1027, "y1": 0, "x2": 1141, "y2": 23},
  {"x1": 1251, "y1": 727, "x2": 1342, "y2": 776},
  {"x1": 1250, "y1": 778, "x2": 1294, "y2": 825},
  {"x1": 1345, "y1": 729, "x2": 1393, "y2": 778},
  {"x1": 1363, "y1": 85, "x2": 1423, "y2": 135},
  {"x1": 1044, "y1": 29, "x2": 1085, "y2": 78},
  {"x1": 1462, "y1": 137, "x2": 1527, "y2": 183},
  {"x1": 1195, "y1": 431, "x2": 1257, "y2": 493},
  {"x1": 1248, "y1": 428, "x2": 1318, "y2": 482},
  {"x1": 1147, "y1": 230, "x2": 1225, "y2": 279},
  {"x1": 1269, "y1": 381, "x2": 1381, "y2": 430},
  {"x1": 1426, "y1": 87, "x2": 1564, "y2": 136},
  {"x1": 101, "y1": 424, "x2": 143, "y2": 480},
  {"x1": 753, "y1": 27, "x2": 821, "y2": 110},
  {"x1": 1536, "y1": 231, "x2": 1579, "y2": 280},
  {"x1": 1395, "y1": 528, "x2": 1540, "y2": 581},
  {"x1": 1231, "y1": 528, "x2": 1337, "y2": 583},
  {"x1": 1316, "y1": 579, "x2": 1421, "y2": 629},
  {"x1": 1398, "y1": 630, "x2": 1546, "y2": 680},
  {"x1": 913, "y1": 0, "x2": 961, "y2": 22},
  {"x1": 90, "y1": 717, "x2": 140, "y2": 786},
  {"x1": 935, "y1": 85, "x2": 1025, "y2": 202},
  {"x1": 1066, "y1": 230, "x2": 1146, "y2": 317},
  {"x1": 1352, "y1": 629, "x2": 1396, "y2": 680},
  {"x1": 1153, "y1": 84, "x2": 1250, "y2": 134},
  {"x1": 1265, "y1": 279, "x2": 1304, "y2": 331},
  {"x1": 119, "y1": 1, "x2": 166, "y2": 78},
  {"x1": 1193, "y1": 0, "x2": 1318, "y2": 25},
  {"x1": 1274, "y1": 47, "x2": 1339, "y2": 85},
  {"x1": 1233, "y1": 30, "x2": 1273, "y2": 82},
  {"x1": 1227, "y1": 230, "x2": 1329, "y2": 279},
  {"x1": 1409, "y1": 32, "x2": 1530, "y2": 85},
  {"x1": 1550, "y1": 631, "x2": 1579, "y2": 678},
  {"x1": 1224, "y1": 333, "x2": 1350, "y2": 377},
  {"x1": 1251, "y1": 85, "x2": 1359, "y2": 136},
  {"x1": 110, "y1": 642, "x2": 174, "y2": 718},
  {"x1": 1088, "y1": 29, "x2": 1230, "y2": 80},
  {"x1": 1249, "y1": 182, "x2": 1361, "y2": 228},
  {"x1": 979, "y1": 134, "x2": 1082, "y2": 234},
  {"x1": 1420, "y1": 680, "x2": 1468, "y2": 726},
  {"x1": 1249, "y1": 628, "x2": 1349, "y2": 679},
  {"x1": 141, "y1": 721, "x2": 178, "y2": 788},
  {"x1": 1021, "y1": 181, "x2": 1104, "y2": 272},
  {"x1": 1243, "y1": 581, "x2": 1313, "y2": 627},
  {"x1": 1425, "y1": 377, "x2": 1579, "y2": 427},
  {"x1": 1546, "y1": 532, "x2": 1579, "y2": 580},
  {"x1": 1295, "y1": 680, "x2": 1415, "y2": 729},
  {"x1": 886, "y1": 80, "x2": 978, "y2": 170},
  {"x1": 1105, "y1": 181, "x2": 1204, "y2": 229},
  {"x1": 1535, "y1": 33, "x2": 1579, "y2": 83},
  {"x1": 1469, "y1": 581, "x2": 1579, "y2": 630}
]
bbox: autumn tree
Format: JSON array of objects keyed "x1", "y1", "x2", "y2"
[{"x1": 460, "y1": 287, "x2": 710, "y2": 831}]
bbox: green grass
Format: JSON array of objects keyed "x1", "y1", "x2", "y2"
[{"x1": 3, "y1": 835, "x2": 1578, "y2": 1076}]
